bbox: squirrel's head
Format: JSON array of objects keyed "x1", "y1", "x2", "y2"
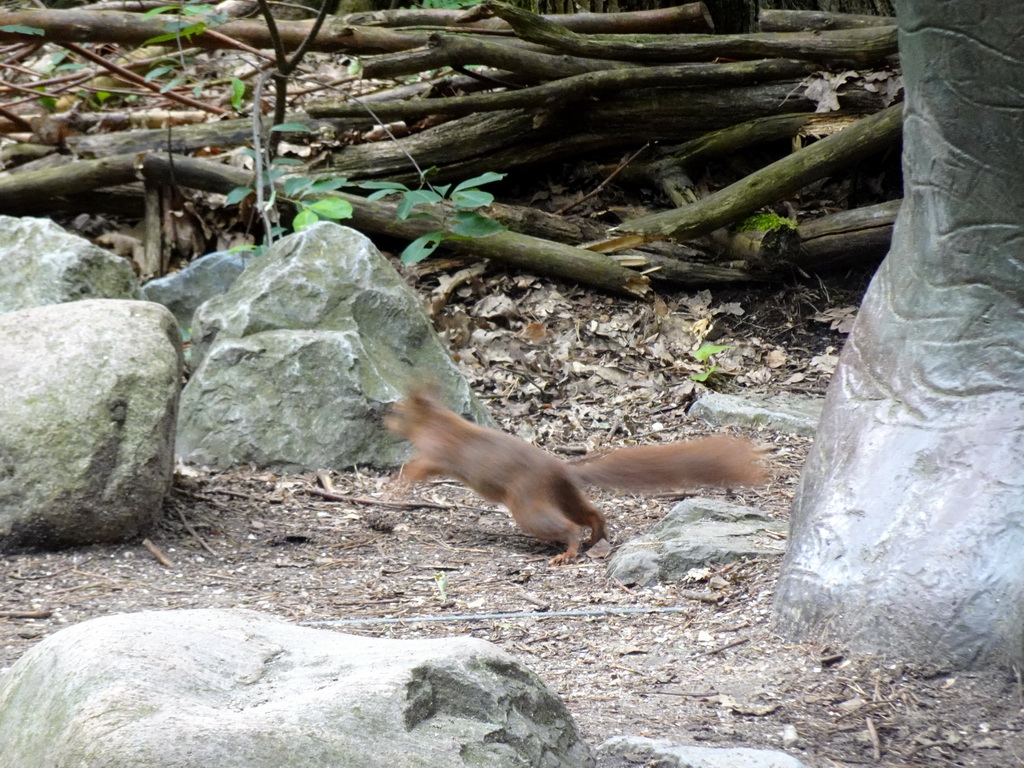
[{"x1": 384, "y1": 382, "x2": 443, "y2": 437}]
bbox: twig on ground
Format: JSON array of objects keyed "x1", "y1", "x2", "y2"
[
  {"x1": 0, "y1": 609, "x2": 53, "y2": 619},
  {"x1": 175, "y1": 507, "x2": 218, "y2": 556},
  {"x1": 142, "y1": 538, "x2": 174, "y2": 567},
  {"x1": 699, "y1": 636, "x2": 751, "y2": 656},
  {"x1": 306, "y1": 487, "x2": 454, "y2": 511}
]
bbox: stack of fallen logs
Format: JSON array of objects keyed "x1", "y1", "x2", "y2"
[{"x1": 0, "y1": 2, "x2": 902, "y2": 294}]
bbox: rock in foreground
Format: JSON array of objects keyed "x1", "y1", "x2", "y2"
[{"x1": 0, "y1": 608, "x2": 593, "y2": 768}]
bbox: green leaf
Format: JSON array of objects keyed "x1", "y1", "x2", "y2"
[
  {"x1": 401, "y1": 231, "x2": 445, "y2": 264},
  {"x1": 397, "y1": 189, "x2": 442, "y2": 219},
  {"x1": 38, "y1": 95, "x2": 57, "y2": 112},
  {"x1": 292, "y1": 208, "x2": 319, "y2": 231},
  {"x1": 143, "y1": 21, "x2": 207, "y2": 45},
  {"x1": 359, "y1": 180, "x2": 408, "y2": 192},
  {"x1": 271, "y1": 122, "x2": 311, "y2": 133},
  {"x1": 181, "y1": 3, "x2": 216, "y2": 15},
  {"x1": 144, "y1": 65, "x2": 175, "y2": 82},
  {"x1": 283, "y1": 177, "x2": 314, "y2": 197},
  {"x1": 693, "y1": 343, "x2": 732, "y2": 361},
  {"x1": 163, "y1": 18, "x2": 198, "y2": 32},
  {"x1": 690, "y1": 365, "x2": 719, "y2": 383},
  {"x1": 365, "y1": 189, "x2": 397, "y2": 202},
  {"x1": 309, "y1": 178, "x2": 349, "y2": 193},
  {"x1": 451, "y1": 188, "x2": 494, "y2": 210},
  {"x1": 158, "y1": 77, "x2": 185, "y2": 94},
  {"x1": 225, "y1": 244, "x2": 258, "y2": 254},
  {"x1": 225, "y1": 186, "x2": 253, "y2": 205},
  {"x1": 307, "y1": 198, "x2": 353, "y2": 220},
  {"x1": 452, "y1": 171, "x2": 505, "y2": 193},
  {"x1": 141, "y1": 5, "x2": 180, "y2": 18},
  {"x1": 450, "y1": 211, "x2": 505, "y2": 238},
  {"x1": 0, "y1": 24, "x2": 45, "y2": 35},
  {"x1": 229, "y1": 77, "x2": 245, "y2": 111}
]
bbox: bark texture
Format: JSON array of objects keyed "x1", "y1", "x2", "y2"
[{"x1": 774, "y1": 0, "x2": 1024, "y2": 668}]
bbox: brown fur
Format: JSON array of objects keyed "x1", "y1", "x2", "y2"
[{"x1": 385, "y1": 386, "x2": 764, "y2": 564}]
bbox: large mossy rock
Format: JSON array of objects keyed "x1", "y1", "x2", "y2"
[
  {"x1": 0, "y1": 609, "x2": 594, "y2": 768},
  {"x1": 0, "y1": 299, "x2": 182, "y2": 552},
  {"x1": 0, "y1": 215, "x2": 139, "y2": 312},
  {"x1": 176, "y1": 223, "x2": 485, "y2": 471}
]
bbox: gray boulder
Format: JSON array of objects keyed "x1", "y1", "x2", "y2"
[
  {"x1": 0, "y1": 608, "x2": 594, "y2": 768},
  {"x1": 690, "y1": 393, "x2": 823, "y2": 437},
  {"x1": 0, "y1": 299, "x2": 182, "y2": 552},
  {"x1": 177, "y1": 222, "x2": 486, "y2": 471},
  {"x1": 141, "y1": 250, "x2": 249, "y2": 331},
  {"x1": 599, "y1": 736, "x2": 807, "y2": 768},
  {"x1": 0, "y1": 215, "x2": 139, "y2": 313},
  {"x1": 607, "y1": 499, "x2": 786, "y2": 586}
]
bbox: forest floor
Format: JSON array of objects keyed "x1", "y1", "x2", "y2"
[{"x1": 2, "y1": 267, "x2": 1022, "y2": 768}]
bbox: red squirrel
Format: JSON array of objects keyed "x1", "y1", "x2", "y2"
[{"x1": 385, "y1": 386, "x2": 765, "y2": 564}]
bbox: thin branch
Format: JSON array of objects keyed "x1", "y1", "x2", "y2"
[
  {"x1": 202, "y1": 26, "x2": 275, "y2": 61},
  {"x1": 556, "y1": 142, "x2": 650, "y2": 215},
  {"x1": 59, "y1": 41, "x2": 227, "y2": 115},
  {"x1": 282, "y1": 0, "x2": 337, "y2": 75},
  {"x1": 255, "y1": 0, "x2": 289, "y2": 65},
  {"x1": 0, "y1": 103, "x2": 32, "y2": 130}
]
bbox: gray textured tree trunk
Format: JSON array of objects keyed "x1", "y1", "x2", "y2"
[{"x1": 773, "y1": 0, "x2": 1024, "y2": 668}]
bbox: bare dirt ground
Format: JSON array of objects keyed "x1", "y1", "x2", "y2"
[{"x1": 2, "y1": 272, "x2": 1022, "y2": 767}]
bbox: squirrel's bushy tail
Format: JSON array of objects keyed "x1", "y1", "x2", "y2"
[{"x1": 568, "y1": 436, "x2": 764, "y2": 492}]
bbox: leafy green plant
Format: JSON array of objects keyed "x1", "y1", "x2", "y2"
[
  {"x1": 433, "y1": 572, "x2": 449, "y2": 603},
  {"x1": 141, "y1": 3, "x2": 228, "y2": 46},
  {"x1": 135, "y1": 2, "x2": 229, "y2": 96},
  {"x1": 225, "y1": 139, "x2": 355, "y2": 236},
  {"x1": 229, "y1": 77, "x2": 246, "y2": 111},
  {"x1": 362, "y1": 172, "x2": 507, "y2": 263},
  {"x1": 690, "y1": 343, "x2": 732, "y2": 382}
]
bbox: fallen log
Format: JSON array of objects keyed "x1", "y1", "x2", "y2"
[
  {"x1": 633, "y1": 113, "x2": 823, "y2": 205},
  {"x1": 759, "y1": 9, "x2": 895, "y2": 32},
  {"x1": 796, "y1": 199, "x2": 899, "y2": 273},
  {"x1": 0, "y1": 152, "x2": 644, "y2": 295},
  {"x1": 337, "y1": 3, "x2": 714, "y2": 35},
  {"x1": 138, "y1": 154, "x2": 652, "y2": 296},
  {"x1": 0, "y1": 152, "x2": 142, "y2": 208},
  {"x1": 358, "y1": 33, "x2": 633, "y2": 82},
  {"x1": 480, "y1": 1, "x2": 897, "y2": 65},
  {"x1": 307, "y1": 58, "x2": 815, "y2": 120},
  {"x1": 31, "y1": 77, "x2": 886, "y2": 188},
  {"x1": 612, "y1": 104, "x2": 903, "y2": 243},
  {"x1": 0, "y1": 9, "x2": 429, "y2": 54},
  {"x1": 317, "y1": 80, "x2": 889, "y2": 186}
]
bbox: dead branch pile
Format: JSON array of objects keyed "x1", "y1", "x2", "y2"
[{"x1": 0, "y1": 1, "x2": 903, "y2": 294}]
